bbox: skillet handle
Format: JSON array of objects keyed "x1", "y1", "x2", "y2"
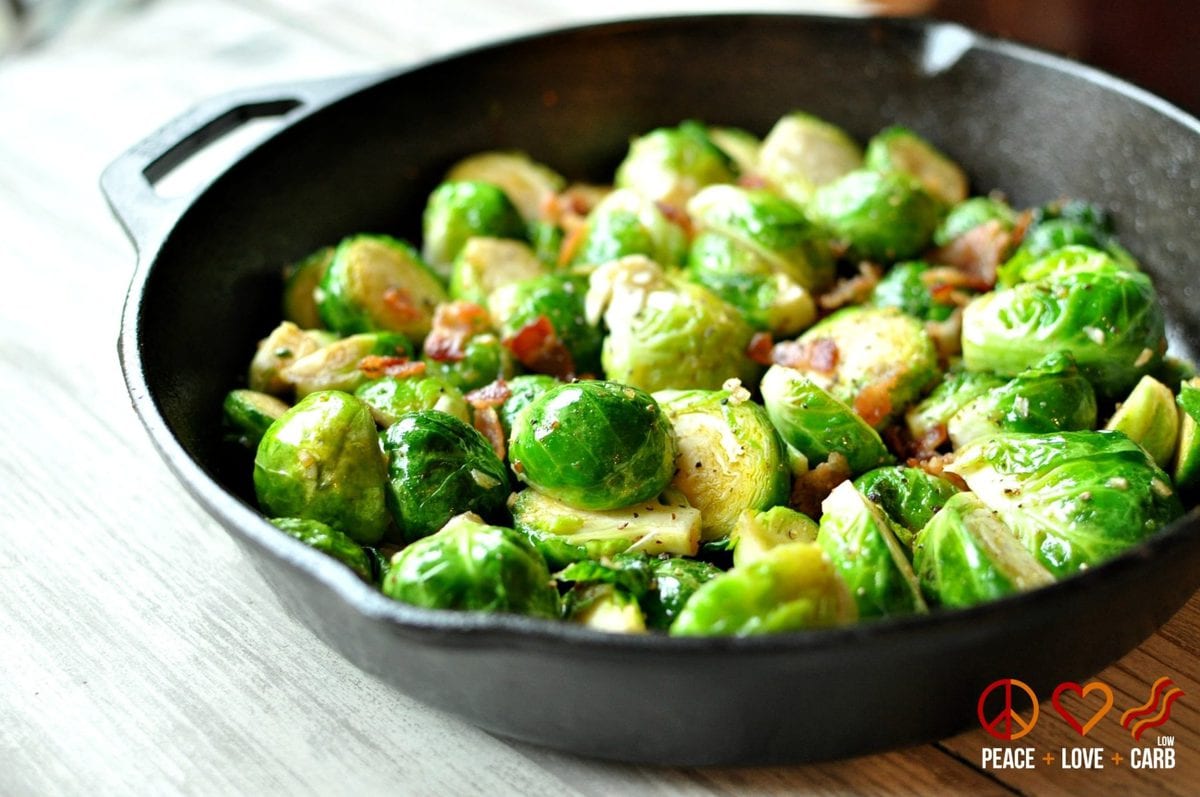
[{"x1": 100, "y1": 73, "x2": 377, "y2": 256}]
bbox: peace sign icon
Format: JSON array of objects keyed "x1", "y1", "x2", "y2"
[{"x1": 977, "y1": 679, "x2": 1040, "y2": 741}]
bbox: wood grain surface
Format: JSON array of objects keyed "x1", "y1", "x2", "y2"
[{"x1": 1, "y1": 2, "x2": 1196, "y2": 794}]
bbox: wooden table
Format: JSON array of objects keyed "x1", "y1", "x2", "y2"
[{"x1": 2, "y1": 2, "x2": 1196, "y2": 793}]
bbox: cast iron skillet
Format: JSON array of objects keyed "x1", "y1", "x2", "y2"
[{"x1": 103, "y1": 14, "x2": 1200, "y2": 766}]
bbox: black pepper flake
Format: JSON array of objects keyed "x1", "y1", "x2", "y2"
[
  {"x1": 632, "y1": 512, "x2": 640, "y2": 518},
  {"x1": 695, "y1": 461, "x2": 703, "y2": 469}
]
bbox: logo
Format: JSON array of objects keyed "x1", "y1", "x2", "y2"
[
  {"x1": 1051, "y1": 681, "x2": 1114, "y2": 736},
  {"x1": 977, "y1": 678, "x2": 1040, "y2": 741},
  {"x1": 1121, "y1": 677, "x2": 1185, "y2": 741}
]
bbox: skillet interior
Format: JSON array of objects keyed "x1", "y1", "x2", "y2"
[{"x1": 118, "y1": 15, "x2": 1200, "y2": 764}]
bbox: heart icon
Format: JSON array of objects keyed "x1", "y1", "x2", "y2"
[{"x1": 1052, "y1": 681, "x2": 1115, "y2": 736}]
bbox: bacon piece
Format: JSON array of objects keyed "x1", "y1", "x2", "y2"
[
  {"x1": 818, "y1": 262, "x2": 882, "y2": 312},
  {"x1": 502, "y1": 314, "x2": 576, "y2": 380},
  {"x1": 736, "y1": 173, "x2": 769, "y2": 190},
  {"x1": 557, "y1": 224, "x2": 587, "y2": 267},
  {"x1": 382, "y1": 287, "x2": 424, "y2": 323},
  {"x1": 358, "y1": 356, "x2": 426, "y2": 380},
  {"x1": 473, "y1": 406, "x2": 507, "y2": 462},
  {"x1": 654, "y1": 201, "x2": 694, "y2": 238},
  {"x1": 853, "y1": 370, "x2": 903, "y2": 429},
  {"x1": 773, "y1": 337, "x2": 839, "y2": 374},
  {"x1": 746, "y1": 331, "x2": 775, "y2": 366},
  {"x1": 465, "y1": 378, "x2": 512, "y2": 410},
  {"x1": 906, "y1": 451, "x2": 968, "y2": 491},
  {"x1": 790, "y1": 452, "x2": 851, "y2": 520},
  {"x1": 928, "y1": 219, "x2": 1011, "y2": 289},
  {"x1": 423, "y1": 301, "x2": 491, "y2": 363}
]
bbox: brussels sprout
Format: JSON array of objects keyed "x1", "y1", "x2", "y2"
[
  {"x1": 446, "y1": 151, "x2": 566, "y2": 223},
  {"x1": 1105, "y1": 375, "x2": 1179, "y2": 468},
  {"x1": 1001, "y1": 200, "x2": 1136, "y2": 278},
  {"x1": 948, "y1": 352, "x2": 1098, "y2": 448},
  {"x1": 730, "y1": 506, "x2": 818, "y2": 568},
  {"x1": 588, "y1": 257, "x2": 760, "y2": 392},
  {"x1": 568, "y1": 189, "x2": 688, "y2": 268},
  {"x1": 422, "y1": 333, "x2": 514, "y2": 393},
  {"x1": 282, "y1": 246, "x2": 334, "y2": 329},
  {"x1": 382, "y1": 410, "x2": 510, "y2": 542},
  {"x1": 997, "y1": 244, "x2": 1136, "y2": 288},
  {"x1": 670, "y1": 542, "x2": 857, "y2": 636},
  {"x1": 870, "y1": 261, "x2": 974, "y2": 322},
  {"x1": 354, "y1": 375, "x2": 470, "y2": 426},
  {"x1": 563, "y1": 584, "x2": 647, "y2": 633},
  {"x1": 816, "y1": 481, "x2": 928, "y2": 618},
  {"x1": 759, "y1": 365, "x2": 892, "y2": 475},
  {"x1": 852, "y1": 466, "x2": 960, "y2": 548},
  {"x1": 268, "y1": 517, "x2": 375, "y2": 583},
  {"x1": 494, "y1": 273, "x2": 602, "y2": 377},
  {"x1": 556, "y1": 553, "x2": 722, "y2": 631},
  {"x1": 421, "y1": 181, "x2": 527, "y2": 279},
  {"x1": 248, "y1": 321, "x2": 325, "y2": 395},
  {"x1": 1174, "y1": 378, "x2": 1200, "y2": 489},
  {"x1": 448, "y1": 237, "x2": 547, "y2": 307},
  {"x1": 510, "y1": 487, "x2": 701, "y2": 568},
  {"x1": 961, "y1": 264, "x2": 1166, "y2": 396},
  {"x1": 758, "y1": 111, "x2": 863, "y2": 205},
  {"x1": 809, "y1": 169, "x2": 942, "y2": 262},
  {"x1": 613, "y1": 120, "x2": 736, "y2": 208},
  {"x1": 945, "y1": 430, "x2": 1184, "y2": 577},
  {"x1": 905, "y1": 369, "x2": 1007, "y2": 447},
  {"x1": 911, "y1": 492, "x2": 1054, "y2": 609},
  {"x1": 863, "y1": 126, "x2": 968, "y2": 206},
  {"x1": 783, "y1": 306, "x2": 940, "y2": 428},
  {"x1": 932, "y1": 196, "x2": 1017, "y2": 247},
  {"x1": 655, "y1": 387, "x2": 791, "y2": 540},
  {"x1": 686, "y1": 232, "x2": 817, "y2": 335},
  {"x1": 508, "y1": 381, "x2": 675, "y2": 510},
  {"x1": 497, "y1": 374, "x2": 560, "y2": 438},
  {"x1": 254, "y1": 391, "x2": 389, "y2": 544},
  {"x1": 282, "y1": 332, "x2": 413, "y2": 398},
  {"x1": 708, "y1": 126, "x2": 762, "y2": 175},
  {"x1": 687, "y1": 184, "x2": 835, "y2": 291},
  {"x1": 382, "y1": 512, "x2": 559, "y2": 619},
  {"x1": 316, "y1": 235, "x2": 448, "y2": 339},
  {"x1": 223, "y1": 389, "x2": 289, "y2": 447}
]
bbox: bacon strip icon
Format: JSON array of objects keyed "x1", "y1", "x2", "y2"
[{"x1": 1121, "y1": 677, "x2": 1185, "y2": 741}]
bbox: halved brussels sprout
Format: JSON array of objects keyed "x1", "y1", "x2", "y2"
[
  {"x1": 911, "y1": 492, "x2": 1054, "y2": 609},
  {"x1": 905, "y1": 369, "x2": 1007, "y2": 447},
  {"x1": 945, "y1": 430, "x2": 1184, "y2": 577},
  {"x1": 758, "y1": 111, "x2": 863, "y2": 205},
  {"x1": 268, "y1": 517, "x2": 375, "y2": 583},
  {"x1": 446, "y1": 151, "x2": 566, "y2": 223},
  {"x1": 948, "y1": 352, "x2": 1098, "y2": 448},
  {"x1": 870, "y1": 261, "x2": 974, "y2": 322},
  {"x1": 354, "y1": 375, "x2": 470, "y2": 426},
  {"x1": 382, "y1": 410, "x2": 510, "y2": 543},
  {"x1": 588, "y1": 257, "x2": 760, "y2": 393},
  {"x1": 421, "y1": 181, "x2": 527, "y2": 279},
  {"x1": 282, "y1": 332, "x2": 412, "y2": 398},
  {"x1": 730, "y1": 506, "x2": 818, "y2": 568},
  {"x1": 997, "y1": 244, "x2": 1136, "y2": 288},
  {"x1": 248, "y1": 321, "x2": 326, "y2": 395},
  {"x1": 422, "y1": 332, "x2": 514, "y2": 393},
  {"x1": 563, "y1": 583, "x2": 647, "y2": 633},
  {"x1": 510, "y1": 487, "x2": 701, "y2": 568},
  {"x1": 382, "y1": 512, "x2": 559, "y2": 619},
  {"x1": 448, "y1": 237, "x2": 547, "y2": 307},
  {"x1": 282, "y1": 246, "x2": 334, "y2": 329},
  {"x1": 670, "y1": 542, "x2": 857, "y2": 636},
  {"x1": 254, "y1": 391, "x2": 389, "y2": 544},
  {"x1": 494, "y1": 273, "x2": 602, "y2": 377},
  {"x1": 961, "y1": 264, "x2": 1166, "y2": 396},
  {"x1": 1105, "y1": 375, "x2": 1179, "y2": 468},
  {"x1": 508, "y1": 380, "x2": 676, "y2": 510},
  {"x1": 567, "y1": 189, "x2": 688, "y2": 268},
  {"x1": 555, "y1": 553, "x2": 722, "y2": 631},
  {"x1": 782, "y1": 306, "x2": 940, "y2": 429},
  {"x1": 1000, "y1": 200, "x2": 1136, "y2": 279},
  {"x1": 852, "y1": 466, "x2": 960, "y2": 549},
  {"x1": 655, "y1": 387, "x2": 791, "y2": 540},
  {"x1": 708, "y1": 126, "x2": 762, "y2": 175},
  {"x1": 816, "y1": 481, "x2": 928, "y2": 618},
  {"x1": 863, "y1": 125, "x2": 968, "y2": 206},
  {"x1": 809, "y1": 169, "x2": 942, "y2": 262},
  {"x1": 1174, "y1": 378, "x2": 1200, "y2": 489},
  {"x1": 316, "y1": 235, "x2": 448, "y2": 339},
  {"x1": 760, "y1": 365, "x2": 892, "y2": 475},
  {"x1": 932, "y1": 196, "x2": 1017, "y2": 247},
  {"x1": 223, "y1": 389, "x2": 289, "y2": 447},
  {"x1": 497, "y1": 374, "x2": 560, "y2": 438},
  {"x1": 613, "y1": 120, "x2": 737, "y2": 208}
]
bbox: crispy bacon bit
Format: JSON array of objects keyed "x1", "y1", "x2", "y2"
[
  {"x1": 423, "y1": 301, "x2": 491, "y2": 362},
  {"x1": 502, "y1": 314, "x2": 576, "y2": 380},
  {"x1": 654, "y1": 201, "x2": 694, "y2": 238},
  {"x1": 928, "y1": 219, "x2": 1011, "y2": 289},
  {"x1": 382, "y1": 287, "x2": 423, "y2": 322},
  {"x1": 473, "y1": 406, "x2": 507, "y2": 462},
  {"x1": 465, "y1": 379, "x2": 512, "y2": 410},
  {"x1": 358, "y1": 356, "x2": 426, "y2": 380},
  {"x1": 818, "y1": 262, "x2": 882, "y2": 311},
  {"x1": 746, "y1": 331, "x2": 775, "y2": 366},
  {"x1": 736, "y1": 173, "x2": 769, "y2": 190},
  {"x1": 557, "y1": 223, "x2": 587, "y2": 267},
  {"x1": 925, "y1": 309, "x2": 964, "y2": 363},
  {"x1": 906, "y1": 451, "x2": 968, "y2": 490},
  {"x1": 1010, "y1": 208, "x2": 1034, "y2": 248},
  {"x1": 773, "y1": 337, "x2": 839, "y2": 373},
  {"x1": 790, "y1": 452, "x2": 851, "y2": 520},
  {"x1": 853, "y1": 370, "x2": 904, "y2": 429}
]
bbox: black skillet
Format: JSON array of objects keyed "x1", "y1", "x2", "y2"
[{"x1": 102, "y1": 15, "x2": 1200, "y2": 765}]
